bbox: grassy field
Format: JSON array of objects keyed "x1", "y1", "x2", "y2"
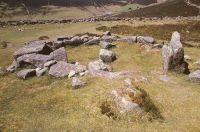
[{"x1": 1, "y1": 20, "x2": 200, "y2": 131}]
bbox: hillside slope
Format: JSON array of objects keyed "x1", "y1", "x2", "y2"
[{"x1": 117, "y1": 0, "x2": 199, "y2": 17}]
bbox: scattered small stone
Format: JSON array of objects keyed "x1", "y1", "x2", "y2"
[
  {"x1": 36, "y1": 67, "x2": 48, "y2": 77},
  {"x1": 99, "y1": 49, "x2": 116, "y2": 63},
  {"x1": 99, "y1": 41, "x2": 115, "y2": 49},
  {"x1": 124, "y1": 78, "x2": 132, "y2": 87},
  {"x1": 104, "y1": 31, "x2": 111, "y2": 36},
  {"x1": 71, "y1": 77, "x2": 85, "y2": 89},
  {"x1": 17, "y1": 69, "x2": 36, "y2": 79},
  {"x1": 184, "y1": 55, "x2": 192, "y2": 61},
  {"x1": 68, "y1": 70, "x2": 76, "y2": 78},
  {"x1": 189, "y1": 70, "x2": 200, "y2": 83},
  {"x1": 159, "y1": 75, "x2": 170, "y2": 82}
]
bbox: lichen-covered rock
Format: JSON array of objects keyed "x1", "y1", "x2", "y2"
[
  {"x1": 16, "y1": 53, "x2": 52, "y2": 68},
  {"x1": 14, "y1": 40, "x2": 53, "y2": 59},
  {"x1": 17, "y1": 69, "x2": 36, "y2": 79},
  {"x1": 189, "y1": 70, "x2": 200, "y2": 83},
  {"x1": 161, "y1": 32, "x2": 189, "y2": 74},
  {"x1": 111, "y1": 87, "x2": 142, "y2": 113},
  {"x1": 49, "y1": 61, "x2": 86, "y2": 78},
  {"x1": 99, "y1": 49, "x2": 116, "y2": 63}
]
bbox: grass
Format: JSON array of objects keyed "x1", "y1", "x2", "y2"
[{"x1": 1, "y1": 20, "x2": 200, "y2": 131}]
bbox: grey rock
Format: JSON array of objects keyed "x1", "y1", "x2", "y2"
[
  {"x1": 189, "y1": 70, "x2": 200, "y2": 82},
  {"x1": 36, "y1": 67, "x2": 48, "y2": 77},
  {"x1": 49, "y1": 61, "x2": 86, "y2": 78},
  {"x1": 17, "y1": 53, "x2": 52, "y2": 68},
  {"x1": 6, "y1": 60, "x2": 19, "y2": 72},
  {"x1": 99, "y1": 49, "x2": 116, "y2": 63},
  {"x1": 57, "y1": 36, "x2": 71, "y2": 41},
  {"x1": 44, "y1": 60, "x2": 57, "y2": 67},
  {"x1": 104, "y1": 31, "x2": 111, "y2": 36},
  {"x1": 17, "y1": 69, "x2": 36, "y2": 79},
  {"x1": 14, "y1": 40, "x2": 53, "y2": 59},
  {"x1": 161, "y1": 32, "x2": 189, "y2": 74},
  {"x1": 101, "y1": 35, "x2": 118, "y2": 42},
  {"x1": 50, "y1": 47, "x2": 68, "y2": 62},
  {"x1": 137, "y1": 36, "x2": 155, "y2": 44},
  {"x1": 84, "y1": 36, "x2": 100, "y2": 45},
  {"x1": 117, "y1": 36, "x2": 137, "y2": 44},
  {"x1": 99, "y1": 41, "x2": 115, "y2": 49},
  {"x1": 71, "y1": 77, "x2": 85, "y2": 89},
  {"x1": 88, "y1": 60, "x2": 112, "y2": 72}
]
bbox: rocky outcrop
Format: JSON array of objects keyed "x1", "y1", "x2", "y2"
[
  {"x1": 189, "y1": 70, "x2": 200, "y2": 82},
  {"x1": 17, "y1": 69, "x2": 36, "y2": 79},
  {"x1": 161, "y1": 32, "x2": 189, "y2": 74},
  {"x1": 99, "y1": 49, "x2": 116, "y2": 63}
]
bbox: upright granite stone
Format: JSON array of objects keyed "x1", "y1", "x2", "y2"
[{"x1": 161, "y1": 32, "x2": 189, "y2": 74}]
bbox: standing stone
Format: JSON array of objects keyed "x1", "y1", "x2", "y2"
[
  {"x1": 17, "y1": 69, "x2": 36, "y2": 79},
  {"x1": 189, "y1": 70, "x2": 200, "y2": 83},
  {"x1": 161, "y1": 32, "x2": 189, "y2": 74},
  {"x1": 71, "y1": 77, "x2": 85, "y2": 89},
  {"x1": 99, "y1": 49, "x2": 116, "y2": 63}
]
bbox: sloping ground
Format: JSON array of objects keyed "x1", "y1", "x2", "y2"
[{"x1": 117, "y1": 0, "x2": 199, "y2": 17}]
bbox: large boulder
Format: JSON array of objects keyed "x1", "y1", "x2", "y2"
[
  {"x1": 189, "y1": 70, "x2": 200, "y2": 83},
  {"x1": 99, "y1": 41, "x2": 115, "y2": 49},
  {"x1": 137, "y1": 36, "x2": 155, "y2": 44},
  {"x1": 49, "y1": 61, "x2": 86, "y2": 78},
  {"x1": 14, "y1": 40, "x2": 53, "y2": 59},
  {"x1": 88, "y1": 60, "x2": 112, "y2": 72},
  {"x1": 17, "y1": 69, "x2": 36, "y2": 79},
  {"x1": 16, "y1": 53, "x2": 52, "y2": 68},
  {"x1": 50, "y1": 47, "x2": 68, "y2": 62},
  {"x1": 161, "y1": 32, "x2": 189, "y2": 74},
  {"x1": 99, "y1": 49, "x2": 116, "y2": 63}
]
